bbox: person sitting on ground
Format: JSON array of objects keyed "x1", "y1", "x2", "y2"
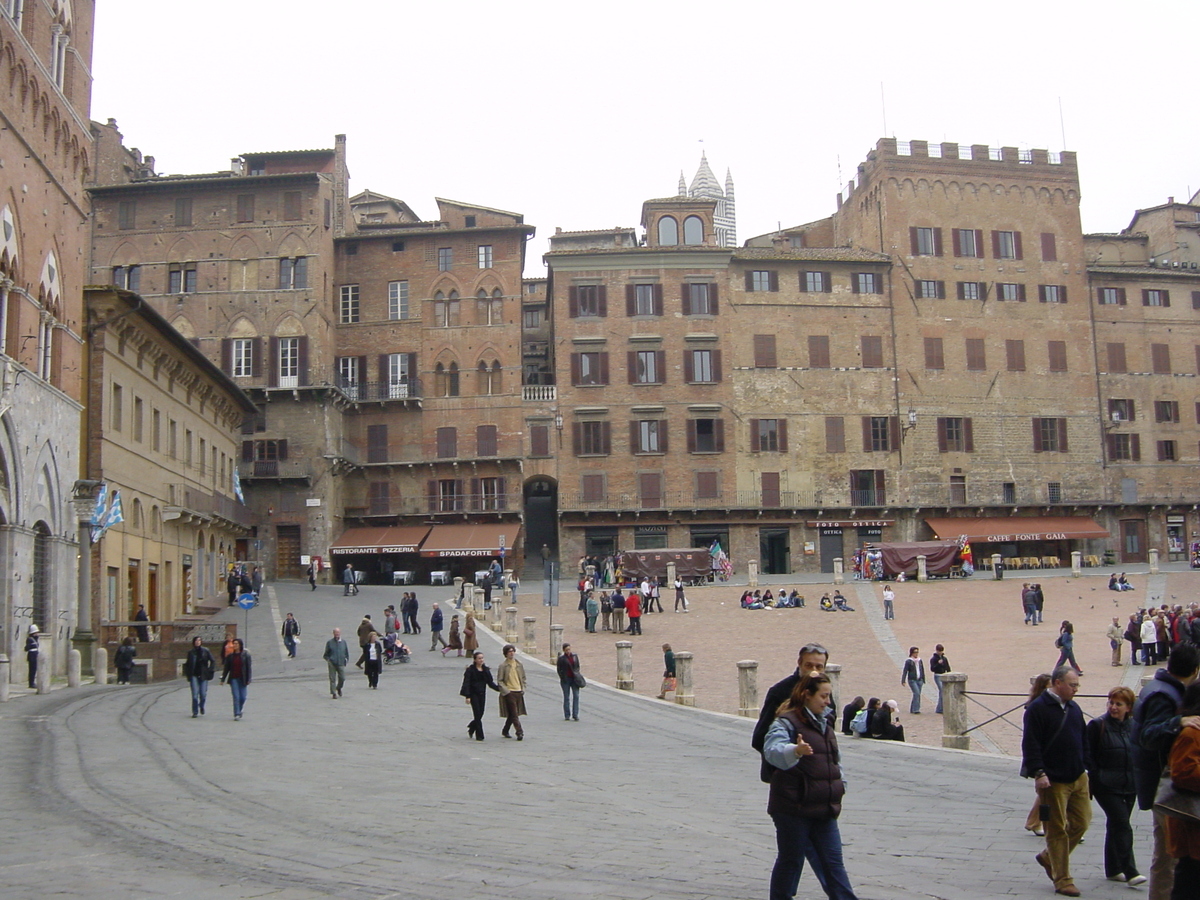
[
  {"x1": 833, "y1": 590, "x2": 855, "y2": 612},
  {"x1": 842, "y1": 696, "x2": 866, "y2": 736},
  {"x1": 819, "y1": 593, "x2": 835, "y2": 612},
  {"x1": 870, "y1": 699, "x2": 905, "y2": 741},
  {"x1": 1109, "y1": 573, "x2": 1121, "y2": 592},
  {"x1": 791, "y1": 589, "x2": 805, "y2": 608},
  {"x1": 851, "y1": 698, "x2": 880, "y2": 736},
  {"x1": 1117, "y1": 572, "x2": 1133, "y2": 592},
  {"x1": 762, "y1": 589, "x2": 775, "y2": 607}
]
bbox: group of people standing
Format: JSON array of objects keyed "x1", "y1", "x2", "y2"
[
  {"x1": 226, "y1": 564, "x2": 262, "y2": 606},
  {"x1": 1121, "y1": 603, "x2": 1200, "y2": 668}
]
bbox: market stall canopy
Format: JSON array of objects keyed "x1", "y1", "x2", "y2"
[
  {"x1": 925, "y1": 516, "x2": 1109, "y2": 543},
  {"x1": 329, "y1": 525, "x2": 431, "y2": 555},
  {"x1": 419, "y1": 523, "x2": 521, "y2": 558},
  {"x1": 868, "y1": 541, "x2": 960, "y2": 577},
  {"x1": 619, "y1": 549, "x2": 711, "y2": 582}
]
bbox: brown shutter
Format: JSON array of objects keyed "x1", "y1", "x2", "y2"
[
  {"x1": 568, "y1": 286, "x2": 579, "y2": 317},
  {"x1": 777, "y1": 419, "x2": 788, "y2": 452},
  {"x1": 601, "y1": 421, "x2": 611, "y2": 454},
  {"x1": 956, "y1": 281, "x2": 966, "y2": 300},
  {"x1": 963, "y1": 418, "x2": 974, "y2": 452},
  {"x1": 1163, "y1": 290, "x2": 1171, "y2": 308},
  {"x1": 714, "y1": 419, "x2": 725, "y2": 452},
  {"x1": 991, "y1": 230, "x2": 1001, "y2": 258},
  {"x1": 252, "y1": 339, "x2": 265, "y2": 377},
  {"x1": 1057, "y1": 418, "x2": 1069, "y2": 453},
  {"x1": 531, "y1": 424, "x2": 549, "y2": 456},
  {"x1": 974, "y1": 230, "x2": 983, "y2": 257},
  {"x1": 269, "y1": 336, "x2": 280, "y2": 385},
  {"x1": 711, "y1": 350, "x2": 722, "y2": 381},
  {"x1": 1060, "y1": 285, "x2": 1068, "y2": 304},
  {"x1": 427, "y1": 479, "x2": 438, "y2": 513},
  {"x1": 1193, "y1": 291, "x2": 1200, "y2": 310},
  {"x1": 769, "y1": 271, "x2": 779, "y2": 292},
  {"x1": 750, "y1": 420, "x2": 761, "y2": 452},
  {"x1": 297, "y1": 337, "x2": 309, "y2": 385},
  {"x1": 1131, "y1": 433, "x2": 1141, "y2": 461},
  {"x1": 744, "y1": 271, "x2": 754, "y2": 291},
  {"x1": 629, "y1": 421, "x2": 639, "y2": 454},
  {"x1": 655, "y1": 350, "x2": 666, "y2": 383},
  {"x1": 1128, "y1": 400, "x2": 1136, "y2": 421},
  {"x1": 653, "y1": 284, "x2": 663, "y2": 316},
  {"x1": 1013, "y1": 231, "x2": 1023, "y2": 260},
  {"x1": 277, "y1": 439, "x2": 288, "y2": 461},
  {"x1": 1017, "y1": 283, "x2": 1026, "y2": 302},
  {"x1": 933, "y1": 229, "x2": 943, "y2": 257},
  {"x1": 659, "y1": 419, "x2": 669, "y2": 453},
  {"x1": 598, "y1": 352, "x2": 609, "y2": 384},
  {"x1": 825, "y1": 417, "x2": 844, "y2": 453},
  {"x1": 1106, "y1": 434, "x2": 1116, "y2": 460},
  {"x1": 681, "y1": 283, "x2": 691, "y2": 316},
  {"x1": 937, "y1": 418, "x2": 948, "y2": 452},
  {"x1": 597, "y1": 285, "x2": 607, "y2": 317},
  {"x1": 821, "y1": 272, "x2": 832, "y2": 292},
  {"x1": 862, "y1": 417, "x2": 872, "y2": 452},
  {"x1": 1041, "y1": 233, "x2": 1057, "y2": 261},
  {"x1": 683, "y1": 351, "x2": 694, "y2": 383},
  {"x1": 625, "y1": 284, "x2": 635, "y2": 317},
  {"x1": 570, "y1": 353, "x2": 581, "y2": 386},
  {"x1": 909, "y1": 227, "x2": 919, "y2": 255},
  {"x1": 952, "y1": 229, "x2": 962, "y2": 258},
  {"x1": 1032, "y1": 418, "x2": 1043, "y2": 452},
  {"x1": 241, "y1": 441, "x2": 253, "y2": 462},
  {"x1": 627, "y1": 351, "x2": 637, "y2": 384},
  {"x1": 1118, "y1": 288, "x2": 1127, "y2": 306},
  {"x1": 888, "y1": 416, "x2": 901, "y2": 451},
  {"x1": 874, "y1": 470, "x2": 886, "y2": 500},
  {"x1": 686, "y1": 420, "x2": 696, "y2": 452},
  {"x1": 709, "y1": 283, "x2": 719, "y2": 313},
  {"x1": 754, "y1": 334, "x2": 777, "y2": 368},
  {"x1": 378, "y1": 354, "x2": 389, "y2": 383},
  {"x1": 221, "y1": 338, "x2": 232, "y2": 373},
  {"x1": 572, "y1": 422, "x2": 581, "y2": 455}
]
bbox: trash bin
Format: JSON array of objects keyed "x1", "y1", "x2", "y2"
[{"x1": 993, "y1": 561, "x2": 1004, "y2": 580}]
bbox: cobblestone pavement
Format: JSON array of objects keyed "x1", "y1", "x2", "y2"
[{"x1": 1, "y1": 570, "x2": 1190, "y2": 899}]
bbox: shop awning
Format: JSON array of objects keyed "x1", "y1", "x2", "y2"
[
  {"x1": 925, "y1": 516, "x2": 1109, "y2": 543},
  {"x1": 329, "y1": 525, "x2": 431, "y2": 555},
  {"x1": 419, "y1": 523, "x2": 521, "y2": 558}
]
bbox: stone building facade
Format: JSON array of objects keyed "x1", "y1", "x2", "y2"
[{"x1": 1, "y1": 0, "x2": 94, "y2": 682}]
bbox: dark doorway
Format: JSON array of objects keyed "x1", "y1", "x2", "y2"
[
  {"x1": 760, "y1": 527, "x2": 790, "y2": 574},
  {"x1": 819, "y1": 529, "x2": 843, "y2": 573},
  {"x1": 523, "y1": 477, "x2": 558, "y2": 562},
  {"x1": 1120, "y1": 519, "x2": 1147, "y2": 563}
]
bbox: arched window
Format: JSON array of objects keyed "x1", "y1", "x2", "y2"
[
  {"x1": 447, "y1": 291, "x2": 460, "y2": 326},
  {"x1": 435, "y1": 362, "x2": 446, "y2": 396},
  {"x1": 447, "y1": 361, "x2": 460, "y2": 396},
  {"x1": 434, "y1": 291, "x2": 446, "y2": 327},
  {"x1": 32, "y1": 521, "x2": 51, "y2": 629},
  {"x1": 657, "y1": 216, "x2": 679, "y2": 246},
  {"x1": 477, "y1": 361, "x2": 490, "y2": 395},
  {"x1": 683, "y1": 216, "x2": 704, "y2": 245},
  {"x1": 475, "y1": 289, "x2": 489, "y2": 325},
  {"x1": 490, "y1": 360, "x2": 502, "y2": 394}
]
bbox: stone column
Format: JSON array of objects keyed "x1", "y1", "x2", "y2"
[
  {"x1": 453, "y1": 576, "x2": 463, "y2": 602},
  {"x1": 674, "y1": 651, "x2": 695, "y2": 706},
  {"x1": 616, "y1": 641, "x2": 634, "y2": 690},
  {"x1": 825, "y1": 662, "x2": 841, "y2": 712},
  {"x1": 0, "y1": 655, "x2": 9, "y2": 702},
  {"x1": 504, "y1": 607, "x2": 520, "y2": 643},
  {"x1": 737, "y1": 660, "x2": 758, "y2": 717},
  {"x1": 36, "y1": 639, "x2": 52, "y2": 693},
  {"x1": 941, "y1": 672, "x2": 969, "y2": 750},
  {"x1": 522, "y1": 616, "x2": 537, "y2": 654},
  {"x1": 550, "y1": 623, "x2": 564, "y2": 662},
  {"x1": 1149, "y1": 548, "x2": 1160, "y2": 575},
  {"x1": 490, "y1": 595, "x2": 503, "y2": 628},
  {"x1": 72, "y1": 481, "x2": 101, "y2": 677},
  {"x1": 666, "y1": 562, "x2": 676, "y2": 587},
  {"x1": 94, "y1": 647, "x2": 108, "y2": 686},
  {"x1": 503, "y1": 568, "x2": 513, "y2": 587},
  {"x1": 748, "y1": 559, "x2": 759, "y2": 587},
  {"x1": 1070, "y1": 550, "x2": 1082, "y2": 577},
  {"x1": 67, "y1": 648, "x2": 81, "y2": 688},
  {"x1": 991, "y1": 553, "x2": 1003, "y2": 580},
  {"x1": 471, "y1": 586, "x2": 484, "y2": 614},
  {"x1": 916, "y1": 555, "x2": 927, "y2": 583},
  {"x1": 832, "y1": 557, "x2": 844, "y2": 585}
]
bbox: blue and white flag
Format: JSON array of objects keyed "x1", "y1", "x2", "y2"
[
  {"x1": 100, "y1": 490, "x2": 125, "y2": 538},
  {"x1": 90, "y1": 483, "x2": 108, "y2": 528},
  {"x1": 232, "y1": 467, "x2": 244, "y2": 504}
]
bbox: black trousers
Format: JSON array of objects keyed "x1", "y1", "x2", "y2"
[
  {"x1": 364, "y1": 658, "x2": 381, "y2": 688},
  {"x1": 469, "y1": 696, "x2": 486, "y2": 739},
  {"x1": 1093, "y1": 789, "x2": 1139, "y2": 879},
  {"x1": 27, "y1": 652, "x2": 37, "y2": 688}
]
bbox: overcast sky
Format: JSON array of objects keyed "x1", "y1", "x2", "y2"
[{"x1": 92, "y1": 1, "x2": 1200, "y2": 275}]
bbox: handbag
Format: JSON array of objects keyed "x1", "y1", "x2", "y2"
[
  {"x1": 661, "y1": 676, "x2": 677, "y2": 693},
  {"x1": 1154, "y1": 778, "x2": 1200, "y2": 824},
  {"x1": 573, "y1": 671, "x2": 586, "y2": 688}
]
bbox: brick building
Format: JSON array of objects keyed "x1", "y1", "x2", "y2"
[{"x1": 1, "y1": 0, "x2": 95, "y2": 681}]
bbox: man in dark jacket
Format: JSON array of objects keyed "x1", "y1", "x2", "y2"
[
  {"x1": 1132, "y1": 642, "x2": 1200, "y2": 900},
  {"x1": 323, "y1": 627, "x2": 350, "y2": 699},
  {"x1": 182, "y1": 636, "x2": 216, "y2": 717},
  {"x1": 557, "y1": 642, "x2": 581, "y2": 721},
  {"x1": 1022, "y1": 665, "x2": 1089, "y2": 897},
  {"x1": 752, "y1": 643, "x2": 830, "y2": 782},
  {"x1": 429, "y1": 602, "x2": 447, "y2": 651}
]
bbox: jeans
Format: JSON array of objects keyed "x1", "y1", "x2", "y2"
[
  {"x1": 1041, "y1": 773, "x2": 1092, "y2": 890},
  {"x1": 769, "y1": 813, "x2": 858, "y2": 900},
  {"x1": 561, "y1": 680, "x2": 579, "y2": 719},
  {"x1": 585, "y1": 614, "x2": 597, "y2": 632},
  {"x1": 228, "y1": 678, "x2": 248, "y2": 717},
  {"x1": 1092, "y1": 789, "x2": 1139, "y2": 880},
  {"x1": 907, "y1": 680, "x2": 923, "y2": 713},
  {"x1": 933, "y1": 674, "x2": 944, "y2": 714},
  {"x1": 189, "y1": 676, "x2": 209, "y2": 715},
  {"x1": 1055, "y1": 649, "x2": 1082, "y2": 673},
  {"x1": 883, "y1": 598, "x2": 893, "y2": 619},
  {"x1": 284, "y1": 634, "x2": 296, "y2": 657},
  {"x1": 327, "y1": 662, "x2": 345, "y2": 696}
]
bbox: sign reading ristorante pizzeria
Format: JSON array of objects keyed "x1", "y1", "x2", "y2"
[{"x1": 336, "y1": 544, "x2": 421, "y2": 554}]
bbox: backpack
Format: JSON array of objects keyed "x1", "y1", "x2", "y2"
[{"x1": 850, "y1": 708, "x2": 870, "y2": 735}]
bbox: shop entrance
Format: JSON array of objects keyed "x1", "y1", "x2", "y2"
[
  {"x1": 760, "y1": 527, "x2": 790, "y2": 574},
  {"x1": 819, "y1": 529, "x2": 843, "y2": 573}
]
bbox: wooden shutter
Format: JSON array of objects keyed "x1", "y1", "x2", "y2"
[
  {"x1": 714, "y1": 419, "x2": 725, "y2": 452},
  {"x1": 1152, "y1": 343, "x2": 1171, "y2": 373},
  {"x1": 252, "y1": 340, "x2": 265, "y2": 377},
  {"x1": 658, "y1": 419, "x2": 669, "y2": 453},
  {"x1": 572, "y1": 422, "x2": 581, "y2": 455},
  {"x1": 653, "y1": 284, "x2": 663, "y2": 316},
  {"x1": 754, "y1": 334, "x2": 777, "y2": 368},
  {"x1": 597, "y1": 285, "x2": 607, "y2": 317},
  {"x1": 963, "y1": 418, "x2": 974, "y2": 452},
  {"x1": 936, "y1": 418, "x2": 948, "y2": 452},
  {"x1": 711, "y1": 350, "x2": 722, "y2": 382},
  {"x1": 681, "y1": 283, "x2": 692, "y2": 316},
  {"x1": 1013, "y1": 231, "x2": 1023, "y2": 260},
  {"x1": 683, "y1": 351, "x2": 694, "y2": 383},
  {"x1": 1040, "y1": 233, "x2": 1057, "y2": 261},
  {"x1": 1032, "y1": 418, "x2": 1043, "y2": 452},
  {"x1": 1059, "y1": 286, "x2": 1068, "y2": 303},
  {"x1": 297, "y1": 336, "x2": 309, "y2": 385},
  {"x1": 570, "y1": 353, "x2": 581, "y2": 386},
  {"x1": 277, "y1": 439, "x2": 288, "y2": 461},
  {"x1": 952, "y1": 229, "x2": 962, "y2": 258},
  {"x1": 629, "y1": 421, "x2": 639, "y2": 454},
  {"x1": 426, "y1": 479, "x2": 438, "y2": 513},
  {"x1": 1193, "y1": 291, "x2": 1200, "y2": 310},
  {"x1": 496, "y1": 477, "x2": 508, "y2": 510},
  {"x1": 825, "y1": 417, "x2": 844, "y2": 453},
  {"x1": 932, "y1": 229, "x2": 943, "y2": 257},
  {"x1": 598, "y1": 353, "x2": 609, "y2": 384},
  {"x1": 769, "y1": 271, "x2": 779, "y2": 292},
  {"x1": 710, "y1": 283, "x2": 719, "y2": 312},
  {"x1": 241, "y1": 441, "x2": 253, "y2": 462},
  {"x1": 744, "y1": 271, "x2": 754, "y2": 291},
  {"x1": 1107, "y1": 343, "x2": 1126, "y2": 372},
  {"x1": 777, "y1": 419, "x2": 788, "y2": 452},
  {"x1": 654, "y1": 350, "x2": 666, "y2": 383},
  {"x1": 1163, "y1": 290, "x2": 1172, "y2": 308},
  {"x1": 627, "y1": 351, "x2": 638, "y2": 384},
  {"x1": 686, "y1": 420, "x2": 696, "y2": 452},
  {"x1": 600, "y1": 421, "x2": 611, "y2": 454},
  {"x1": 991, "y1": 230, "x2": 1002, "y2": 259},
  {"x1": 468, "y1": 477, "x2": 481, "y2": 511},
  {"x1": 862, "y1": 417, "x2": 872, "y2": 452},
  {"x1": 1130, "y1": 434, "x2": 1141, "y2": 461},
  {"x1": 924, "y1": 337, "x2": 943, "y2": 369},
  {"x1": 477, "y1": 425, "x2": 497, "y2": 456},
  {"x1": 1048, "y1": 341, "x2": 1067, "y2": 372},
  {"x1": 1016, "y1": 283, "x2": 1027, "y2": 302},
  {"x1": 531, "y1": 424, "x2": 549, "y2": 456},
  {"x1": 809, "y1": 335, "x2": 829, "y2": 368},
  {"x1": 269, "y1": 336, "x2": 280, "y2": 385},
  {"x1": 888, "y1": 416, "x2": 901, "y2": 451},
  {"x1": 378, "y1": 354, "x2": 389, "y2": 383},
  {"x1": 625, "y1": 284, "x2": 636, "y2": 317},
  {"x1": 1057, "y1": 418, "x2": 1069, "y2": 453},
  {"x1": 874, "y1": 470, "x2": 886, "y2": 502},
  {"x1": 909, "y1": 227, "x2": 919, "y2": 255},
  {"x1": 1128, "y1": 400, "x2": 1136, "y2": 421},
  {"x1": 568, "y1": 286, "x2": 579, "y2": 318},
  {"x1": 750, "y1": 419, "x2": 761, "y2": 452},
  {"x1": 221, "y1": 338, "x2": 233, "y2": 374},
  {"x1": 974, "y1": 230, "x2": 984, "y2": 257}
]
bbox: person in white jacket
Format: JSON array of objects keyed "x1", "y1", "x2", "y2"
[{"x1": 1140, "y1": 615, "x2": 1159, "y2": 666}]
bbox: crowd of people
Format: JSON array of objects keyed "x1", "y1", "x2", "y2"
[{"x1": 1117, "y1": 603, "x2": 1200, "y2": 668}]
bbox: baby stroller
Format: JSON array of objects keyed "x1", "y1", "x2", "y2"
[{"x1": 383, "y1": 634, "x2": 411, "y2": 664}]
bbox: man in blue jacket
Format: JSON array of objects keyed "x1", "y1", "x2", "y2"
[
  {"x1": 1022, "y1": 665, "x2": 1089, "y2": 898},
  {"x1": 1132, "y1": 643, "x2": 1200, "y2": 900}
]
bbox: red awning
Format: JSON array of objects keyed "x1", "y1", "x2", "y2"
[
  {"x1": 925, "y1": 516, "x2": 1109, "y2": 543},
  {"x1": 419, "y1": 523, "x2": 521, "y2": 558},
  {"x1": 329, "y1": 525, "x2": 431, "y2": 554}
]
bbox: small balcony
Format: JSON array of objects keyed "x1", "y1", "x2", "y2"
[
  {"x1": 164, "y1": 484, "x2": 253, "y2": 528},
  {"x1": 522, "y1": 384, "x2": 556, "y2": 402},
  {"x1": 337, "y1": 377, "x2": 423, "y2": 402}
]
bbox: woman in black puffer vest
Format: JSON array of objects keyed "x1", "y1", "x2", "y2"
[
  {"x1": 1085, "y1": 686, "x2": 1145, "y2": 885},
  {"x1": 762, "y1": 673, "x2": 859, "y2": 900}
]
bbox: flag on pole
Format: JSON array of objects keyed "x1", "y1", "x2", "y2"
[
  {"x1": 102, "y1": 490, "x2": 124, "y2": 536},
  {"x1": 89, "y1": 482, "x2": 108, "y2": 543},
  {"x1": 709, "y1": 539, "x2": 733, "y2": 581},
  {"x1": 232, "y1": 466, "x2": 245, "y2": 504}
]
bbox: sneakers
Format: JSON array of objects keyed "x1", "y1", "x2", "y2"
[{"x1": 1127, "y1": 875, "x2": 1147, "y2": 886}]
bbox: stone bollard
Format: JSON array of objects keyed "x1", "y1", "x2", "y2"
[
  {"x1": 674, "y1": 651, "x2": 695, "y2": 706},
  {"x1": 1071, "y1": 550, "x2": 1082, "y2": 578},
  {"x1": 991, "y1": 553, "x2": 1003, "y2": 580},
  {"x1": 522, "y1": 616, "x2": 537, "y2": 655},
  {"x1": 490, "y1": 595, "x2": 503, "y2": 629},
  {"x1": 737, "y1": 660, "x2": 758, "y2": 717},
  {"x1": 504, "y1": 607, "x2": 520, "y2": 643},
  {"x1": 616, "y1": 641, "x2": 634, "y2": 691},
  {"x1": 453, "y1": 576, "x2": 464, "y2": 598},
  {"x1": 0, "y1": 654, "x2": 8, "y2": 702},
  {"x1": 1149, "y1": 548, "x2": 1160, "y2": 575},
  {"x1": 832, "y1": 557, "x2": 844, "y2": 585},
  {"x1": 36, "y1": 642, "x2": 52, "y2": 694},
  {"x1": 748, "y1": 559, "x2": 759, "y2": 587},
  {"x1": 825, "y1": 663, "x2": 841, "y2": 713},
  {"x1": 550, "y1": 624, "x2": 564, "y2": 662},
  {"x1": 666, "y1": 561, "x2": 677, "y2": 587},
  {"x1": 472, "y1": 586, "x2": 484, "y2": 615},
  {"x1": 68, "y1": 649, "x2": 81, "y2": 688},
  {"x1": 916, "y1": 555, "x2": 928, "y2": 583},
  {"x1": 941, "y1": 672, "x2": 970, "y2": 750},
  {"x1": 94, "y1": 647, "x2": 109, "y2": 685}
]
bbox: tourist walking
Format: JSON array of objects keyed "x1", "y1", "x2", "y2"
[
  {"x1": 342, "y1": 563, "x2": 358, "y2": 595},
  {"x1": 674, "y1": 577, "x2": 689, "y2": 612},
  {"x1": 306, "y1": 561, "x2": 316, "y2": 590},
  {"x1": 1085, "y1": 686, "x2": 1145, "y2": 886},
  {"x1": 463, "y1": 611, "x2": 478, "y2": 655},
  {"x1": 508, "y1": 574, "x2": 519, "y2": 606},
  {"x1": 1165, "y1": 681, "x2": 1200, "y2": 895},
  {"x1": 658, "y1": 642, "x2": 677, "y2": 699},
  {"x1": 220, "y1": 638, "x2": 252, "y2": 720},
  {"x1": 762, "y1": 672, "x2": 860, "y2": 900},
  {"x1": 752, "y1": 644, "x2": 831, "y2": 782},
  {"x1": 929, "y1": 644, "x2": 951, "y2": 714},
  {"x1": 408, "y1": 593, "x2": 421, "y2": 634},
  {"x1": 460, "y1": 651, "x2": 500, "y2": 740},
  {"x1": 281, "y1": 612, "x2": 300, "y2": 658},
  {"x1": 1023, "y1": 673, "x2": 1052, "y2": 836},
  {"x1": 24, "y1": 624, "x2": 39, "y2": 688},
  {"x1": 323, "y1": 627, "x2": 349, "y2": 699},
  {"x1": 182, "y1": 635, "x2": 215, "y2": 716},
  {"x1": 1022, "y1": 665, "x2": 1090, "y2": 898},
  {"x1": 882, "y1": 585, "x2": 895, "y2": 620},
  {"x1": 134, "y1": 604, "x2": 150, "y2": 642},
  {"x1": 1055, "y1": 621, "x2": 1083, "y2": 675},
  {"x1": 444, "y1": 615, "x2": 463, "y2": 657},
  {"x1": 901, "y1": 647, "x2": 925, "y2": 714},
  {"x1": 429, "y1": 602, "x2": 447, "y2": 651},
  {"x1": 360, "y1": 632, "x2": 383, "y2": 689},
  {"x1": 356, "y1": 614, "x2": 375, "y2": 658},
  {"x1": 114, "y1": 636, "x2": 137, "y2": 685},
  {"x1": 557, "y1": 642, "x2": 581, "y2": 721},
  {"x1": 497, "y1": 644, "x2": 527, "y2": 740}
]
